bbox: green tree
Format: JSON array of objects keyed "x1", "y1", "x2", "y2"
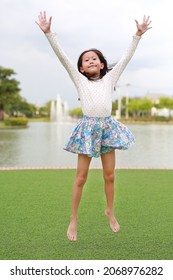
[
  {"x1": 38, "y1": 100, "x2": 51, "y2": 117},
  {"x1": 0, "y1": 66, "x2": 20, "y2": 119},
  {"x1": 69, "y1": 107, "x2": 83, "y2": 118},
  {"x1": 138, "y1": 98, "x2": 153, "y2": 116},
  {"x1": 157, "y1": 97, "x2": 173, "y2": 118},
  {"x1": 18, "y1": 101, "x2": 37, "y2": 118},
  {"x1": 128, "y1": 98, "x2": 152, "y2": 118},
  {"x1": 112, "y1": 100, "x2": 118, "y2": 115},
  {"x1": 127, "y1": 98, "x2": 140, "y2": 117},
  {"x1": 121, "y1": 97, "x2": 126, "y2": 116},
  {"x1": 0, "y1": 66, "x2": 37, "y2": 118}
]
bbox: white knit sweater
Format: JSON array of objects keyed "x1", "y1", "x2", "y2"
[{"x1": 45, "y1": 32, "x2": 141, "y2": 117}]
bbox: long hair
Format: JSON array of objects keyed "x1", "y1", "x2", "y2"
[{"x1": 77, "y1": 48, "x2": 108, "y2": 78}]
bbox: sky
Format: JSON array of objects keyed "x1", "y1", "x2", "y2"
[{"x1": 1, "y1": 0, "x2": 173, "y2": 109}]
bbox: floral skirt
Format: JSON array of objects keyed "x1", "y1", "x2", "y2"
[{"x1": 64, "y1": 115, "x2": 135, "y2": 158}]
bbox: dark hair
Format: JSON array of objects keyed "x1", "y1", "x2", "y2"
[{"x1": 77, "y1": 48, "x2": 108, "y2": 78}]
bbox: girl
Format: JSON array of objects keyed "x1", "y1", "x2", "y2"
[{"x1": 36, "y1": 12, "x2": 151, "y2": 241}]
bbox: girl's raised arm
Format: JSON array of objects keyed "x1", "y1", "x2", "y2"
[
  {"x1": 107, "y1": 15, "x2": 152, "y2": 86},
  {"x1": 35, "y1": 11, "x2": 83, "y2": 95}
]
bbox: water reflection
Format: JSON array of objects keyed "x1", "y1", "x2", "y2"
[
  {"x1": 0, "y1": 122, "x2": 173, "y2": 168},
  {"x1": 118, "y1": 125, "x2": 173, "y2": 168}
]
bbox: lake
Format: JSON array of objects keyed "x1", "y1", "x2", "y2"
[{"x1": 0, "y1": 122, "x2": 173, "y2": 169}]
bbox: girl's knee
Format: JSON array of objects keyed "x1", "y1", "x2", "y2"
[
  {"x1": 103, "y1": 172, "x2": 115, "y2": 183},
  {"x1": 75, "y1": 173, "x2": 88, "y2": 187}
]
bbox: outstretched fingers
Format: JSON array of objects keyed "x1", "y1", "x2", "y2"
[
  {"x1": 35, "y1": 10, "x2": 52, "y2": 33},
  {"x1": 135, "y1": 15, "x2": 152, "y2": 35},
  {"x1": 143, "y1": 15, "x2": 152, "y2": 29}
]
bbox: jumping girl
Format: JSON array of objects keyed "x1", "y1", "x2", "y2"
[{"x1": 36, "y1": 12, "x2": 152, "y2": 241}]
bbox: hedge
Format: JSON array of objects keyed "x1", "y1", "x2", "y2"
[{"x1": 4, "y1": 117, "x2": 28, "y2": 127}]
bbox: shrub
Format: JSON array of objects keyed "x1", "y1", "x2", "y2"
[
  {"x1": 4, "y1": 117, "x2": 28, "y2": 127},
  {"x1": 152, "y1": 116, "x2": 169, "y2": 122}
]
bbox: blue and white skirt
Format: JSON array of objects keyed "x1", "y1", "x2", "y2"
[{"x1": 64, "y1": 115, "x2": 135, "y2": 158}]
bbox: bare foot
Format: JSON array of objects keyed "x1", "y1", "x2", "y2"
[
  {"x1": 105, "y1": 209, "x2": 120, "y2": 233},
  {"x1": 67, "y1": 216, "x2": 77, "y2": 241}
]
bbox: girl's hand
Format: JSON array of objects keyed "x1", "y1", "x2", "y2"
[
  {"x1": 36, "y1": 11, "x2": 52, "y2": 33},
  {"x1": 135, "y1": 15, "x2": 152, "y2": 36}
]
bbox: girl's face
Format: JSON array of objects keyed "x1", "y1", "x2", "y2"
[{"x1": 79, "y1": 51, "x2": 104, "y2": 78}]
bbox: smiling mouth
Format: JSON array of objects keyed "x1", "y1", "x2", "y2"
[{"x1": 88, "y1": 65, "x2": 96, "y2": 68}]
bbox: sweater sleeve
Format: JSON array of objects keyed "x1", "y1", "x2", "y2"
[
  {"x1": 45, "y1": 32, "x2": 81, "y2": 88},
  {"x1": 106, "y1": 35, "x2": 141, "y2": 87}
]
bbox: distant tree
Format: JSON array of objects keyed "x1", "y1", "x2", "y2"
[
  {"x1": 138, "y1": 98, "x2": 153, "y2": 116},
  {"x1": 18, "y1": 101, "x2": 37, "y2": 118},
  {"x1": 0, "y1": 66, "x2": 20, "y2": 119},
  {"x1": 111, "y1": 100, "x2": 118, "y2": 115},
  {"x1": 128, "y1": 98, "x2": 152, "y2": 118},
  {"x1": 127, "y1": 98, "x2": 140, "y2": 117},
  {"x1": 157, "y1": 97, "x2": 173, "y2": 118},
  {"x1": 0, "y1": 66, "x2": 38, "y2": 118},
  {"x1": 69, "y1": 107, "x2": 83, "y2": 118},
  {"x1": 38, "y1": 100, "x2": 51, "y2": 117},
  {"x1": 121, "y1": 97, "x2": 126, "y2": 116}
]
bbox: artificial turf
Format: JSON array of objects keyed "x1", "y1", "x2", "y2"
[{"x1": 0, "y1": 169, "x2": 172, "y2": 260}]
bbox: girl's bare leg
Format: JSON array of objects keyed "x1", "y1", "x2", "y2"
[
  {"x1": 67, "y1": 154, "x2": 91, "y2": 241},
  {"x1": 101, "y1": 150, "x2": 120, "y2": 232}
]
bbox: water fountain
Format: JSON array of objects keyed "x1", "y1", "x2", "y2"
[
  {"x1": 63, "y1": 101, "x2": 69, "y2": 121},
  {"x1": 50, "y1": 94, "x2": 70, "y2": 122},
  {"x1": 50, "y1": 100, "x2": 56, "y2": 121},
  {"x1": 56, "y1": 94, "x2": 63, "y2": 122}
]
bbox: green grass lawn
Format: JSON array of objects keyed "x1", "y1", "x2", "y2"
[{"x1": 0, "y1": 169, "x2": 172, "y2": 260}]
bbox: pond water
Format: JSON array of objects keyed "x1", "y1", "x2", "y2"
[{"x1": 0, "y1": 122, "x2": 173, "y2": 169}]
